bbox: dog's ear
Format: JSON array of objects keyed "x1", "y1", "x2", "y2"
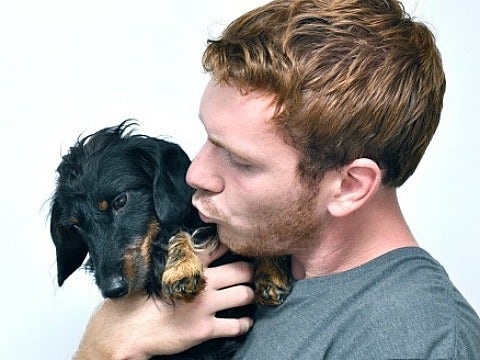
[
  {"x1": 50, "y1": 200, "x2": 88, "y2": 286},
  {"x1": 153, "y1": 142, "x2": 194, "y2": 225},
  {"x1": 139, "y1": 140, "x2": 193, "y2": 225}
]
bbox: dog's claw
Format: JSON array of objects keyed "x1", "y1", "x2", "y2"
[
  {"x1": 254, "y1": 282, "x2": 292, "y2": 306},
  {"x1": 162, "y1": 270, "x2": 206, "y2": 300}
]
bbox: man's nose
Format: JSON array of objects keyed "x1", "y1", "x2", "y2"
[{"x1": 186, "y1": 142, "x2": 224, "y2": 194}]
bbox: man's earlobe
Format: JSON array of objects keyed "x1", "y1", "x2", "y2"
[{"x1": 327, "y1": 158, "x2": 382, "y2": 217}]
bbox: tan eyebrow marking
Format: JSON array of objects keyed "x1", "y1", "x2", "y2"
[{"x1": 98, "y1": 200, "x2": 109, "y2": 211}]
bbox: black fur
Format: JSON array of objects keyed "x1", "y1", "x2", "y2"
[{"x1": 50, "y1": 120, "x2": 252, "y2": 359}]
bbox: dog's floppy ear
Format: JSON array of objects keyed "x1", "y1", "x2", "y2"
[
  {"x1": 50, "y1": 200, "x2": 88, "y2": 286},
  {"x1": 153, "y1": 142, "x2": 193, "y2": 225},
  {"x1": 139, "y1": 140, "x2": 193, "y2": 225}
]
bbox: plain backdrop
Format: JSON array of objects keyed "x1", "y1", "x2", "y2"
[{"x1": 0, "y1": 1, "x2": 478, "y2": 358}]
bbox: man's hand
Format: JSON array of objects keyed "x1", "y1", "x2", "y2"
[{"x1": 74, "y1": 244, "x2": 254, "y2": 360}]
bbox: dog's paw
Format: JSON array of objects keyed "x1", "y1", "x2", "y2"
[
  {"x1": 254, "y1": 256, "x2": 291, "y2": 306},
  {"x1": 254, "y1": 280, "x2": 291, "y2": 306},
  {"x1": 161, "y1": 232, "x2": 206, "y2": 301},
  {"x1": 161, "y1": 268, "x2": 206, "y2": 300}
]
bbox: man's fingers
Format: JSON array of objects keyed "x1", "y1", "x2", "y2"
[
  {"x1": 211, "y1": 317, "x2": 254, "y2": 339},
  {"x1": 204, "y1": 261, "x2": 254, "y2": 290},
  {"x1": 207, "y1": 284, "x2": 255, "y2": 313},
  {"x1": 196, "y1": 242, "x2": 230, "y2": 266}
]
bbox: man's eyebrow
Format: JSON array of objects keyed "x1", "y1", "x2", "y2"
[
  {"x1": 208, "y1": 136, "x2": 254, "y2": 162},
  {"x1": 198, "y1": 113, "x2": 256, "y2": 162}
]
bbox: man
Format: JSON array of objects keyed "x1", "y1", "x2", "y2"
[{"x1": 75, "y1": 0, "x2": 480, "y2": 359}]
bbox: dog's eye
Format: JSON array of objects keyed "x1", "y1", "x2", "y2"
[{"x1": 112, "y1": 193, "x2": 128, "y2": 210}]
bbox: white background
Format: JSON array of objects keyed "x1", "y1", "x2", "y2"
[{"x1": 0, "y1": 1, "x2": 478, "y2": 358}]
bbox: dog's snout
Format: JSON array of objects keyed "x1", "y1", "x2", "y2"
[{"x1": 102, "y1": 275, "x2": 128, "y2": 298}]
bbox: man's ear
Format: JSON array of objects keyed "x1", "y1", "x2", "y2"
[{"x1": 327, "y1": 158, "x2": 382, "y2": 217}]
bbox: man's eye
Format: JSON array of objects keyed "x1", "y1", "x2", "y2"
[
  {"x1": 226, "y1": 153, "x2": 253, "y2": 171},
  {"x1": 112, "y1": 193, "x2": 128, "y2": 210}
]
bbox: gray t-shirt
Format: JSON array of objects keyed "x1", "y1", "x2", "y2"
[{"x1": 234, "y1": 247, "x2": 480, "y2": 359}]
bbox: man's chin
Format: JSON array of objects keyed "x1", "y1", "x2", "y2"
[
  {"x1": 217, "y1": 231, "x2": 273, "y2": 257},
  {"x1": 216, "y1": 228, "x2": 247, "y2": 254}
]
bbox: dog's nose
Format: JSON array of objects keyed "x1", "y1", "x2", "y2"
[{"x1": 102, "y1": 275, "x2": 128, "y2": 298}]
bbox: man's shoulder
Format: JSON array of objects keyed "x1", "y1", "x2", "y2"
[
  {"x1": 356, "y1": 247, "x2": 473, "y2": 327},
  {"x1": 365, "y1": 247, "x2": 453, "y2": 310},
  {"x1": 236, "y1": 248, "x2": 480, "y2": 359},
  {"x1": 353, "y1": 247, "x2": 480, "y2": 358}
]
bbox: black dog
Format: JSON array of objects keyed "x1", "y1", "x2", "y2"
[{"x1": 50, "y1": 120, "x2": 290, "y2": 359}]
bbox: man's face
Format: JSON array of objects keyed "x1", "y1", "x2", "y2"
[{"x1": 186, "y1": 80, "x2": 328, "y2": 257}]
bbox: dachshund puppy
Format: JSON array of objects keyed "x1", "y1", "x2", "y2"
[{"x1": 50, "y1": 120, "x2": 291, "y2": 359}]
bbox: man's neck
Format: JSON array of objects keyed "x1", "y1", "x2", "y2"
[{"x1": 290, "y1": 188, "x2": 417, "y2": 280}]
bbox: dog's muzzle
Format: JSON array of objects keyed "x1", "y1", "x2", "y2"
[{"x1": 101, "y1": 275, "x2": 128, "y2": 298}]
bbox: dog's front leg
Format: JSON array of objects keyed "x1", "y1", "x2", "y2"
[
  {"x1": 254, "y1": 256, "x2": 291, "y2": 306},
  {"x1": 161, "y1": 232, "x2": 206, "y2": 301}
]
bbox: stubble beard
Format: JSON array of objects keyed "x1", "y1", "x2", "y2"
[{"x1": 216, "y1": 186, "x2": 325, "y2": 257}]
